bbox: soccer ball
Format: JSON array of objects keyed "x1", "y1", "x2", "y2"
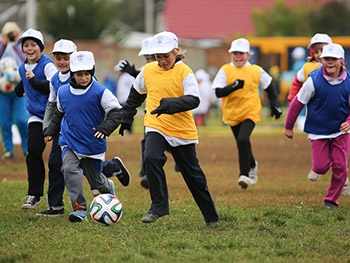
[{"x1": 89, "y1": 194, "x2": 123, "y2": 226}]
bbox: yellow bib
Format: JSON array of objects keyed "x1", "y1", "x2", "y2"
[
  {"x1": 143, "y1": 62, "x2": 198, "y2": 140},
  {"x1": 221, "y1": 63, "x2": 262, "y2": 126}
]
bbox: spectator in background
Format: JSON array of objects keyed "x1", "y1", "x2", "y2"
[
  {"x1": 193, "y1": 69, "x2": 214, "y2": 126},
  {"x1": 101, "y1": 69, "x2": 117, "y2": 97},
  {"x1": 0, "y1": 22, "x2": 28, "y2": 160},
  {"x1": 291, "y1": 47, "x2": 306, "y2": 73}
]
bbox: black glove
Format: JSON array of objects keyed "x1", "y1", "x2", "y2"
[
  {"x1": 231, "y1": 79, "x2": 244, "y2": 91},
  {"x1": 270, "y1": 106, "x2": 282, "y2": 119},
  {"x1": 151, "y1": 99, "x2": 170, "y2": 117},
  {"x1": 119, "y1": 123, "x2": 131, "y2": 136},
  {"x1": 120, "y1": 60, "x2": 138, "y2": 77},
  {"x1": 215, "y1": 79, "x2": 244, "y2": 98}
]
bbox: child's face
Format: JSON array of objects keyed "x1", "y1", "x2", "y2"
[
  {"x1": 155, "y1": 52, "x2": 176, "y2": 71},
  {"x1": 22, "y1": 39, "x2": 41, "y2": 64},
  {"x1": 311, "y1": 44, "x2": 326, "y2": 62},
  {"x1": 230, "y1": 52, "x2": 250, "y2": 68},
  {"x1": 53, "y1": 53, "x2": 71, "y2": 73},
  {"x1": 322, "y1": 57, "x2": 342, "y2": 78},
  {"x1": 72, "y1": 71, "x2": 92, "y2": 86}
]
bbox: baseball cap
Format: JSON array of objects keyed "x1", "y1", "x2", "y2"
[
  {"x1": 149, "y1": 31, "x2": 178, "y2": 54},
  {"x1": 307, "y1": 33, "x2": 332, "y2": 49},
  {"x1": 228, "y1": 38, "x2": 253, "y2": 54},
  {"x1": 18, "y1": 28, "x2": 44, "y2": 51},
  {"x1": 70, "y1": 51, "x2": 95, "y2": 72},
  {"x1": 138, "y1": 37, "x2": 154, "y2": 56},
  {"x1": 320, "y1": 43, "x2": 344, "y2": 59},
  {"x1": 50, "y1": 39, "x2": 77, "y2": 54}
]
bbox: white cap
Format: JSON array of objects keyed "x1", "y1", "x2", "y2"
[
  {"x1": 18, "y1": 28, "x2": 44, "y2": 51},
  {"x1": 138, "y1": 37, "x2": 154, "y2": 56},
  {"x1": 149, "y1": 31, "x2": 178, "y2": 54},
  {"x1": 320, "y1": 43, "x2": 344, "y2": 59},
  {"x1": 228, "y1": 38, "x2": 253, "y2": 54},
  {"x1": 50, "y1": 39, "x2": 77, "y2": 54},
  {"x1": 70, "y1": 51, "x2": 95, "y2": 72},
  {"x1": 307, "y1": 33, "x2": 332, "y2": 49},
  {"x1": 291, "y1": 47, "x2": 305, "y2": 61}
]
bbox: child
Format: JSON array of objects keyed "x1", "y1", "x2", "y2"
[
  {"x1": 212, "y1": 37, "x2": 282, "y2": 189},
  {"x1": 287, "y1": 33, "x2": 332, "y2": 131},
  {"x1": 38, "y1": 41, "x2": 130, "y2": 217},
  {"x1": 44, "y1": 51, "x2": 124, "y2": 222},
  {"x1": 119, "y1": 31, "x2": 219, "y2": 226},
  {"x1": 114, "y1": 36, "x2": 157, "y2": 190},
  {"x1": 287, "y1": 33, "x2": 332, "y2": 102},
  {"x1": 15, "y1": 29, "x2": 57, "y2": 209},
  {"x1": 36, "y1": 39, "x2": 77, "y2": 216},
  {"x1": 284, "y1": 43, "x2": 350, "y2": 209}
]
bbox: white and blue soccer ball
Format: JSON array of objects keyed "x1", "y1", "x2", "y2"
[{"x1": 89, "y1": 194, "x2": 123, "y2": 226}]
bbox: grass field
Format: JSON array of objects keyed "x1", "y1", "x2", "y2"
[{"x1": 0, "y1": 108, "x2": 349, "y2": 263}]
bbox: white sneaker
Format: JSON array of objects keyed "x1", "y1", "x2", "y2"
[
  {"x1": 248, "y1": 161, "x2": 258, "y2": 184},
  {"x1": 307, "y1": 170, "x2": 320, "y2": 181},
  {"x1": 342, "y1": 178, "x2": 350, "y2": 196},
  {"x1": 238, "y1": 175, "x2": 256, "y2": 189}
]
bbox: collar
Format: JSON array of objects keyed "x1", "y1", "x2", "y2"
[{"x1": 322, "y1": 66, "x2": 347, "y2": 81}]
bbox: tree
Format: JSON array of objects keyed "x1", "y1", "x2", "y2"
[
  {"x1": 252, "y1": 0, "x2": 313, "y2": 36},
  {"x1": 309, "y1": 1, "x2": 350, "y2": 36},
  {"x1": 252, "y1": 0, "x2": 350, "y2": 37},
  {"x1": 38, "y1": 0, "x2": 121, "y2": 40}
]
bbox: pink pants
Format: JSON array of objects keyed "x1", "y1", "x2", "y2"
[{"x1": 310, "y1": 134, "x2": 350, "y2": 206}]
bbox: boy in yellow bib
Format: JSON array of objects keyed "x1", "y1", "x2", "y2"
[
  {"x1": 212, "y1": 38, "x2": 282, "y2": 189},
  {"x1": 119, "y1": 31, "x2": 219, "y2": 226}
]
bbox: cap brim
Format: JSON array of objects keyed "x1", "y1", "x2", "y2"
[
  {"x1": 71, "y1": 64, "x2": 94, "y2": 72},
  {"x1": 149, "y1": 47, "x2": 174, "y2": 54}
]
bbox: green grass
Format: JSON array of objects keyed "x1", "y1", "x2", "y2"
[
  {"x1": 1, "y1": 180, "x2": 349, "y2": 263},
  {"x1": 0, "y1": 107, "x2": 349, "y2": 263}
]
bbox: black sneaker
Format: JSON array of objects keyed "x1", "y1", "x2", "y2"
[
  {"x1": 141, "y1": 213, "x2": 160, "y2": 223},
  {"x1": 112, "y1": 156, "x2": 131, "y2": 187},
  {"x1": 22, "y1": 195, "x2": 41, "y2": 209},
  {"x1": 37, "y1": 207, "x2": 64, "y2": 217}
]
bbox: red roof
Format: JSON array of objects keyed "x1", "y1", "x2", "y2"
[{"x1": 163, "y1": 0, "x2": 332, "y2": 40}]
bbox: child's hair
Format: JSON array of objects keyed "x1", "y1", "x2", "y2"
[{"x1": 172, "y1": 48, "x2": 186, "y2": 60}]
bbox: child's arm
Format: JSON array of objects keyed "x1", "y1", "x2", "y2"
[
  {"x1": 265, "y1": 83, "x2": 282, "y2": 119},
  {"x1": 28, "y1": 77, "x2": 50, "y2": 94},
  {"x1": 44, "y1": 107, "x2": 64, "y2": 142},
  {"x1": 287, "y1": 74, "x2": 303, "y2": 101},
  {"x1": 14, "y1": 80, "x2": 24, "y2": 97},
  {"x1": 119, "y1": 86, "x2": 147, "y2": 136},
  {"x1": 151, "y1": 95, "x2": 199, "y2": 117},
  {"x1": 95, "y1": 108, "x2": 122, "y2": 137},
  {"x1": 284, "y1": 97, "x2": 305, "y2": 139},
  {"x1": 43, "y1": 101, "x2": 57, "y2": 133},
  {"x1": 215, "y1": 79, "x2": 244, "y2": 98}
]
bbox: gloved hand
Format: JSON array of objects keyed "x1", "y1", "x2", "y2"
[
  {"x1": 230, "y1": 79, "x2": 244, "y2": 91},
  {"x1": 151, "y1": 99, "x2": 170, "y2": 117},
  {"x1": 270, "y1": 106, "x2": 282, "y2": 120},
  {"x1": 120, "y1": 60, "x2": 136, "y2": 75},
  {"x1": 119, "y1": 123, "x2": 131, "y2": 136}
]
